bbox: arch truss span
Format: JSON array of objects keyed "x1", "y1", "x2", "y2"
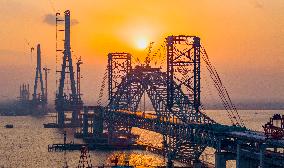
[{"x1": 107, "y1": 65, "x2": 216, "y2": 164}]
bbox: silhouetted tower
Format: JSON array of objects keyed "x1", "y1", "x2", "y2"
[
  {"x1": 107, "y1": 53, "x2": 132, "y2": 144},
  {"x1": 165, "y1": 35, "x2": 201, "y2": 165},
  {"x1": 108, "y1": 53, "x2": 131, "y2": 104},
  {"x1": 56, "y1": 10, "x2": 83, "y2": 127},
  {"x1": 33, "y1": 44, "x2": 45, "y2": 104},
  {"x1": 43, "y1": 67, "x2": 50, "y2": 104},
  {"x1": 76, "y1": 57, "x2": 83, "y2": 99},
  {"x1": 166, "y1": 35, "x2": 201, "y2": 121},
  {"x1": 19, "y1": 84, "x2": 30, "y2": 101}
]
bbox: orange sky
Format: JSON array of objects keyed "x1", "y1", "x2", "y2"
[{"x1": 0, "y1": 0, "x2": 283, "y2": 105}]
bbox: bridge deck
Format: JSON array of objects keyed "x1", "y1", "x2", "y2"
[
  {"x1": 229, "y1": 131, "x2": 284, "y2": 147},
  {"x1": 118, "y1": 110, "x2": 284, "y2": 147},
  {"x1": 106, "y1": 110, "x2": 284, "y2": 166},
  {"x1": 76, "y1": 108, "x2": 284, "y2": 166}
]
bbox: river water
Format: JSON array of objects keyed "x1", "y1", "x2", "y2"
[{"x1": 0, "y1": 110, "x2": 283, "y2": 168}]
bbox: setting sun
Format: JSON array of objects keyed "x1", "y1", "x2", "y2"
[{"x1": 136, "y1": 38, "x2": 148, "y2": 49}]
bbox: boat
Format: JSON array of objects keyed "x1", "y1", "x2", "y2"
[
  {"x1": 5, "y1": 124, "x2": 13, "y2": 128},
  {"x1": 43, "y1": 123, "x2": 59, "y2": 128}
]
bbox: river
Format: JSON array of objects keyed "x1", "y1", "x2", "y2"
[{"x1": 0, "y1": 110, "x2": 283, "y2": 168}]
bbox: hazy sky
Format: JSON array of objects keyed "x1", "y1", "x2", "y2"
[{"x1": 0, "y1": 0, "x2": 283, "y2": 105}]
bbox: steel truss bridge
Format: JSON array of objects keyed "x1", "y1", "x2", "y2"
[{"x1": 77, "y1": 35, "x2": 284, "y2": 168}]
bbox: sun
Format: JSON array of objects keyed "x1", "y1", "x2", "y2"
[{"x1": 136, "y1": 38, "x2": 148, "y2": 49}]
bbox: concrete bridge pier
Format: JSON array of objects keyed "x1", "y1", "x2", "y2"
[
  {"x1": 259, "y1": 144, "x2": 266, "y2": 168},
  {"x1": 193, "y1": 161, "x2": 202, "y2": 168},
  {"x1": 166, "y1": 160, "x2": 173, "y2": 168},
  {"x1": 237, "y1": 157, "x2": 258, "y2": 168},
  {"x1": 71, "y1": 110, "x2": 80, "y2": 126},
  {"x1": 236, "y1": 143, "x2": 260, "y2": 168},
  {"x1": 81, "y1": 106, "x2": 104, "y2": 139},
  {"x1": 107, "y1": 112, "x2": 133, "y2": 145},
  {"x1": 215, "y1": 152, "x2": 235, "y2": 168},
  {"x1": 82, "y1": 107, "x2": 88, "y2": 137},
  {"x1": 237, "y1": 143, "x2": 248, "y2": 168},
  {"x1": 93, "y1": 107, "x2": 104, "y2": 138},
  {"x1": 58, "y1": 110, "x2": 65, "y2": 127}
]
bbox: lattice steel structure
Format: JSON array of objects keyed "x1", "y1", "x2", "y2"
[
  {"x1": 82, "y1": 35, "x2": 284, "y2": 168},
  {"x1": 107, "y1": 53, "x2": 132, "y2": 143},
  {"x1": 108, "y1": 52, "x2": 131, "y2": 104},
  {"x1": 55, "y1": 10, "x2": 83, "y2": 127},
  {"x1": 106, "y1": 36, "x2": 216, "y2": 165},
  {"x1": 107, "y1": 68, "x2": 214, "y2": 163},
  {"x1": 165, "y1": 35, "x2": 206, "y2": 165},
  {"x1": 166, "y1": 35, "x2": 201, "y2": 122}
]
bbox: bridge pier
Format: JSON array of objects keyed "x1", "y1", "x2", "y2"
[
  {"x1": 58, "y1": 110, "x2": 64, "y2": 127},
  {"x1": 81, "y1": 106, "x2": 105, "y2": 139},
  {"x1": 237, "y1": 143, "x2": 248, "y2": 168},
  {"x1": 259, "y1": 144, "x2": 266, "y2": 168},
  {"x1": 71, "y1": 110, "x2": 80, "y2": 125},
  {"x1": 107, "y1": 112, "x2": 133, "y2": 146},
  {"x1": 193, "y1": 161, "x2": 202, "y2": 168},
  {"x1": 215, "y1": 152, "x2": 235, "y2": 168},
  {"x1": 237, "y1": 142, "x2": 262, "y2": 168},
  {"x1": 166, "y1": 160, "x2": 173, "y2": 168},
  {"x1": 83, "y1": 107, "x2": 88, "y2": 137},
  {"x1": 215, "y1": 152, "x2": 226, "y2": 168},
  {"x1": 93, "y1": 107, "x2": 104, "y2": 138}
]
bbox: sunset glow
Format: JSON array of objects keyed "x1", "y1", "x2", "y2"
[
  {"x1": 0, "y1": 0, "x2": 283, "y2": 104},
  {"x1": 136, "y1": 38, "x2": 148, "y2": 50},
  {"x1": 0, "y1": 1, "x2": 284, "y2": 167}
]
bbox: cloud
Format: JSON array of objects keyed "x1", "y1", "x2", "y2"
[
  {"x1": 43, "y1": 14, "x2": 55, "y2": 25},
  {"x1": 43, "y1": 13, "x2": 79, "y2": 26},
  {"x1": 250, "y1": 0, "x2": 264, "y2": 9},
  {"x1": 71, "y1": 19, "x2": 79, "y2": 25}
]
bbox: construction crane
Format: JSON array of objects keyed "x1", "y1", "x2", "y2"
[
  {"x1": 145, "y1": 42, "x2": 154, "y2": 67},
  {"x1": 76, "y1": 56, "x2": 83, "y2": 99},
  {"x1": 43, "y1": 67, "x2": 51, "y2": 103},
  {"x1": 24, "y1": 39, "x2": 34, "y2": 62}
]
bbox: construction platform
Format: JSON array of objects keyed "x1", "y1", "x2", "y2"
[
  {"x1": 43, "y1": 123, "x2": 79, "y2": 128},
  {"x1": 47, "y1": 142, "x2": 158, "y2": 152}
]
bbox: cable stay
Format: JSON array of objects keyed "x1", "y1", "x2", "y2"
[
  {"x1": 200, "y1": 45, "x2": 245, "y2": 127},
  {"x1": 97, "y1": 66, "x2": 108, "y2": 106}
]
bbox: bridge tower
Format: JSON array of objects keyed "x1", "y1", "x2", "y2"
[
  {"x1": 166, "y1": 35, "x2": 201, "y2": 121},
  {"x1": 107, "y1": 52, "x2": 132, "y2": 144},
  {"x1": 108, "y1": 52, "x2": 132, "y2": 105},
  {"x1": 165, "y1": 35, "x2": 202, "y2": 166},
  {"x1": 55, "y1": 10, "x2": 83, "y2": 127},
  {"x1": 32, "y1": 44, "x2": 46, "y2": 112}
]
